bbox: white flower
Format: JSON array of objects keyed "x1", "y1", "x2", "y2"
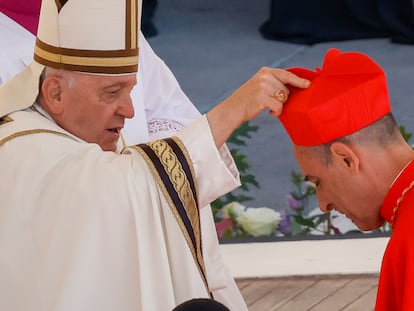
[
  {"x1": 236, "y1": 207, "x2": 281, "y2": 237},
  {"x1": 222, "y1": 201, "x2": 246, "y2": 219}
]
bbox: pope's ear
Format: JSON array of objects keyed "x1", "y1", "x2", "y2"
[
  {"x1": 39, "y1": 75, "x2": 64, "y2": 115},
  {"x1": 329, "y1": 142, "x2": 360, "y2": 173}
]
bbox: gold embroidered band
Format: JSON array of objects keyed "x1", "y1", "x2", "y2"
[{"x1": 128, "y1": 137, "x2": 210, "y2": 295}]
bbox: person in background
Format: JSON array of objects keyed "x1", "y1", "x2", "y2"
[
  {"x1": 260, "y1": 0, "x2": 414, "y2": 45},
  {"x1": 279, "y1": 47, "x2": 414, "y2": 310},
  {"x1": 141, "y1": 0, "x2": 158, "y2": 37},
  {"x1": 172, "y1": 298, "x2": 230, "y2": 311},
  {"x1": 0, "y1": 0, "x2": 310, "y2": 310}
]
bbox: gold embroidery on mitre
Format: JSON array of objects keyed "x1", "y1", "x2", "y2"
[
  {"x1": 126, "y1": 0, "x2": 139, "y2": 50},
  {"x1": 35, "y1": 0, "x2": 141, "y2": 74}
]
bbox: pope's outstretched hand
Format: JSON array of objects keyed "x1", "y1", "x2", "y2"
[{"x1": 207, "y1": 67, "x2": 310, "y2": 147}]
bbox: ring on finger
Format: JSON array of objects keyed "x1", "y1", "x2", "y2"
[{"x1": 271, "y1": 89, "x2": 286, "y2": 102}]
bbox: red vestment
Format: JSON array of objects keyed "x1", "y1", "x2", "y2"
[
  {"x1": 376, "y1": 160, "x2": 414, "y2": 310},
  {"x1": 0, "y1": 0, "x2": 41, "y2": 34}
]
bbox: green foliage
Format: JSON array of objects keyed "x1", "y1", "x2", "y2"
[
  {"x1": 227, "y1": 122, "x2": 259, "y2": 146},
  {"x1": 212, "y1": 121, "x2": 260, "y2": 219},
  {"x1": 400, "y1": 125, "x2": 413, "y2": 145},
  {"x1": 284, "y1": 170, "x2": 337, "y2": 236}
]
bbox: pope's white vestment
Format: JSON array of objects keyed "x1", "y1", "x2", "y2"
[
  {"x1": 0, "y1": 108, "x2": 240, "y2": 311},
  {"x1": 0, "y1": 12, "x2": 249, "y2": 310},
  {"x1": 127, "y1": 29, "x2": 248, "y2": 311}
]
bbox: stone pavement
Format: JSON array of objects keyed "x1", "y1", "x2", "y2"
[{"x1": 147, "y1": 0, "x2": 414, "y2": 211}]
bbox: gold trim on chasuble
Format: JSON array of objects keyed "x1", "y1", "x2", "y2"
[
  {"x1": 128, "y1": 137, "x2": 210, "y2": 295},
  {"x1": 35, "y1": 0, "x2": 139, "y2": 74},
  {"x1": 0, "y1": 129, "x2": 76, "y2": 146}
]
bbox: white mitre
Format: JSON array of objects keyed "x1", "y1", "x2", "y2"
[{"x1": 0, "y1": 0, "x2": 142, "y2": 118}]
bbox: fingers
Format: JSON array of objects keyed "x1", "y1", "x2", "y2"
[
  {"x1": 264, "y1": 67, "x2": 310, "y2": 117},
  {"x1": 268, "y1": 68, "x2": 311, "y2": 89},
  {"x1": 219, "y1": 67, "x2": 310, "y2": 123},
  {"x1": 207, "y1": 66, "x2": 309, "y2": 147},
  {"x1": 260, "y1": 69, "x2": 290, "y2": 117}
]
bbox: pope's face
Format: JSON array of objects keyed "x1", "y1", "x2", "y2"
[
  {"x1": 58, "y1": 72, "x2": 136, "y2": 152},
  {"x1": 293, "y1": 144, "x2": 385, "y2": 231}
]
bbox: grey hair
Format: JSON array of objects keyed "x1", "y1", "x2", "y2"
[
  {"x1": 38, "y1": 67, "x2": 77, "y2": 92},
  {"x1": 308, "y1": 113, "x2": 402, "y2": 165}
]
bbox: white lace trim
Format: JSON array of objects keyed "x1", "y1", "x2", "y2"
[{"x1": 147, "y1": 119, "x2": 184, "y2": 136}]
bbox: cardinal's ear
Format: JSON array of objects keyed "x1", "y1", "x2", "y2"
[{"x1": 330, "y1": 142, "x2": 360, "y2": 174}]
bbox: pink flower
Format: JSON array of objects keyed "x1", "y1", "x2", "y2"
[
  {"x1": 286, "y1": 193, "x2": 303, "y2": 211},
  {"x1": 215, "y1": 218, "x2": 235, "y2": 238}
]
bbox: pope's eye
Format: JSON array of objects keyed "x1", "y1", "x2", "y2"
[
  {"x1": 100, "y1": 87, "x2": 122, "y2": 103},
  {"x1": 108, "y1": 89, "x2": 120, "y2": 95}
]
